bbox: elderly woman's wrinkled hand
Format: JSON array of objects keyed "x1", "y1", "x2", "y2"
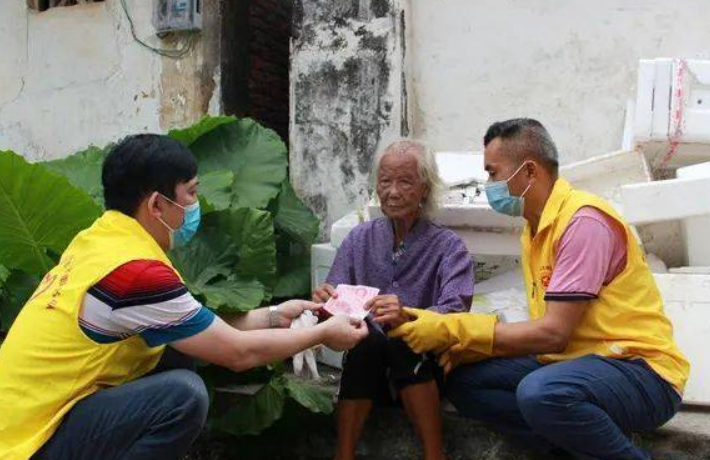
[
  {"x1": 366, "y1": 294, "x2": 409, "y2": 329},
  {"x1": 312, "y1": 283, "x2": 337, "y2": 304}
]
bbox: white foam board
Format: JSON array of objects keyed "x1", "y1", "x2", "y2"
[
  {"x1": 330, "y1": 212, "x2": 362, "y2": 249},
  {"x1": 620, "y1": 176, "x2": 710, "y2": 224},
  {"x1": 562, "y1": 149, "x2": 652, "y2": 212},
  {"x1": 678, "y1": 162, "x2": 710, "y2": 266},
  {"x1": 655, "y1": 273, "x2": 710, "y2": 405}
]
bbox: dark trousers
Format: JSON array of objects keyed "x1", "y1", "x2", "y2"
[
  {"x1": 339, "y1": 331, "x2": 440, "y2": 403},
  {"x1": 33, "y1": 367, "x2": 208, "y2": 460},
  {"x1": 446, "y1": 355, "x2": 681, "y2": 460}
]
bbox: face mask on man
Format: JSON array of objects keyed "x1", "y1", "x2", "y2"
[
  {"x1": 157, "y1": 194, "x2": 201, "y2": 249},
  {"x1": 484, "y1": 161, "x2": 533, "y2": 217}
]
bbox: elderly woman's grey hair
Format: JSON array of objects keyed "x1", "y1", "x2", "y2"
[{"x1": 372, "y1": 139, "x2": 443, "y2": 220}]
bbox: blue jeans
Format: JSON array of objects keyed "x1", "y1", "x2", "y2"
[
  {"x1": 33, "y1": 369, "x2": 209, "y2": 460},
  {"x1": 446, "y1": 355, "x2": 681, "y2": 460}
]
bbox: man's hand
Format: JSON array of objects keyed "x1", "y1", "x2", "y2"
[
  {"x1": 390, "y1": 309, "x2": 497, "y2": 356},
  {"x1": 388, "y1": 308, "x2": 450, "y2": 354},
  {"x1": 276, "y1": 299, "x2": 322, "y2": 328},
  {"x1": 320, "y1": 315, "x2": 369, "y2": 351},
  {"x1": 312, "y1": 283, "x2": 337, "y2": 303},
  {"x1": 438, "y1": 343, "x2": 489, "y2": 375},
  {"x1": 366, "y1": 294, "x2": 409, "y2": 329}
]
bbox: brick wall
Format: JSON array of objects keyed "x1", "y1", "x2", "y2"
[{"x1": 221, "y1": 0, "x2": 292, "y2": 143}]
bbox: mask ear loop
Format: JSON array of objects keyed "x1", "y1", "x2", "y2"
[{"x1": 505, "y1": 161, "x2": 529, "y2": 184}]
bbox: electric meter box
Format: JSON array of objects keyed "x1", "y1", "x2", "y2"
[{"x1": 153, "y1": 0, "x2": 202, "y2": 34}]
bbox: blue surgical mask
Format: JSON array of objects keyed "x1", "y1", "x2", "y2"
[
  {"x1": 484, "y1": 162, "x2": 532, "y2": 217},
  {"x1": 158, "y1": 194, "x2": 201, "y2": 249}
]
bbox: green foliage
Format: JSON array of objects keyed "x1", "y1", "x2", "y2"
[
  {"x1": 214, "y1": 374, "x2": 334, "y2": 437},
  {"x1": 0, "y1": 116, "x2": 324, "y2": 436},
  {"x1": 0, "y1": 150, "x2": 102, "y2": 276},
  {"x1": 42, "y1": 145, "x2": 110, "y2": 206},
  {"x1": 189, "y1": 118, "x2": 288, "y2": 209},
  {"x1": 168, "y1": 115, "x2": 237, "y2": 147},
  {"x1": 273, "y1": 180, "x2": 320, "y2": 246},
  {"x1": 0, "y1": 270, "x2": 39, "y2": 332},
  {"x1": 214, "y1": 376, "x2": 288, "y2": 437},
  {"x1": 199, "y1": 170, "x2": 234, "y2": 212},
  {"x1": 284, "y1": 376, "x2": 334, "y2": 415}
]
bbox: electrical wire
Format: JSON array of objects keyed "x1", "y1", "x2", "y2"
[{"x1": 119, "y1": 0, "x2": 197, "y2": 59}]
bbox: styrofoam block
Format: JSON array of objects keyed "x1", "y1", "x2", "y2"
[
  {"x1": 677, "y1": 161, "x2": 710, "y2": 180},
  {"x1": 330, "y1": 211, "x2": 362, "y2": 249},
  {"x1": 636, "y1": 221, "x2": 688, "y2": 269},
  {"x1": 655, "y1": 273, "x2": 710, "y2": 405},
  {"x1": 633, "y1": 59, "x2": 710, "y2": 168},
  {"x1": 368, "y1": 201, "x2": 524, "y2": 230},
  {"x1": 311, "y1": 242, "x2": 343, "y2": 369},
  {"x1": 678, "y1": 60, "x2": 710, "y2": 144},
  {"x1": 633, "y1": 59, "x2": 659, "y2": 142},
  {"x1": 311, "y1": 243, "x2": 337, "y2": 292},
  {"x1": 620, "y1": 176, "x2": 710, "y2": 224},
  {"x1": 678, "y1": 162, "x2": 710, "y2": 266},
  {"x1": 470, "y1": 270, "x2": 528, "y2": 322},
  {"x1": 669, "y1": 267, "x2": 710, "y2": 274},
  {"x1": 562, "y1": 149, "x2": 652, "y2": 211},
  {"x1": 456, "y1": 229, "x2": 521, "y2": 256}
]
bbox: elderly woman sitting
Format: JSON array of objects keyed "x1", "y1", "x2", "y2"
[{"x1": 313, "y1": 139, "x2": 474, "y2": 460}]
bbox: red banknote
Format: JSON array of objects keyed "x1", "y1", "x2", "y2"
[{"x1": 324, "y1": 284, "x2": 380, "y2": 320}]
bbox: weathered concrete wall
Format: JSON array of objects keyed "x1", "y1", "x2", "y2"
[
  {"x1": 290, "y1": 0, "x2": 408, "y2": 234},
  {"x1": 0, "y1": 0, "x2": 220, "y2": 161},
  {"x1": 408, "y1": 0, "x2": 710, "y2": 164}
]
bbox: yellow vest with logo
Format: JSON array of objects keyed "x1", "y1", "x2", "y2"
[
  {"x1": 0, "y1": 211, "x2": 178, "y2": 460},
  {"x1": 521, "y1": 179, "x2": 689, "y2": 392}
]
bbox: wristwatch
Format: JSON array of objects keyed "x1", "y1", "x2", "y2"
[{"x1": 268, "y1": 305, "x2": 281, "y2": 328}]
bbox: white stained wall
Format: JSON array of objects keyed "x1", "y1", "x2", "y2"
[
  {"x1": 408, "y1": 0, "x2": 710, "y2": 164},
  {"x1": 0, "y1": 1, "x2": 165, "y2": 161}
]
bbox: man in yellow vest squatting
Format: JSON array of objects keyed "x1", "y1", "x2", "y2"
[
  {"x1": 384, "y1": 119, "x2": 689, "y2": 460},
  {"x1": 0, "y1": 134, "x2": 369, "y2": 460}
]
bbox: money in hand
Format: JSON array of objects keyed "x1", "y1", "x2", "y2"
[{"x1": 324, "y1": 284, "x2": 380, "y2": 320}]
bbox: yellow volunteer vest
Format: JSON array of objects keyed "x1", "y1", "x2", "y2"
[
  {"x1": 521, "y1": 179, "x2": 689, "y2": 392},
  {"x1": 0, "y1": 211, "x2": 179, "y2": 460}
]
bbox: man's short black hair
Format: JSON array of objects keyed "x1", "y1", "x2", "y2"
[
  {"x1": 484, "y1": 118, "x2": 559, "y2": 175},
  {"x1": 102, "y1": 134, "x2": 198, "y2": 216}
]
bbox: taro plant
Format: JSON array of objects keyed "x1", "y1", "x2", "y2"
[{"x1": 0, "y1": 116, "x2": 329, "y2": 435}]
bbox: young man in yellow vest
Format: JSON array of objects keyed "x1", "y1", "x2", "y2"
[
  {"x1": 0, "y1": 134, "x2": 368, "y2": 460},
  {"x1": 383, "y1": 119, "x2": 689, "y2": 459}
]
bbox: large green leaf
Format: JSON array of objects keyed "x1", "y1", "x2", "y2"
[
  {"x1": 273, "y1": 248, "x2": 311, "y2": 298},
  {"x1": 190, "y1": 118, "x2": 288, "y2": 209},
  {"x1": 42, "y1": 145, "x2": 109, "y2": 206},
  {"x1": 0, "y1": 151, "x2": 102, "y2": 275},
  {"x1": 170, "y1": 225, "x2": 237, "y2": 291},
  {"x1": 0, "y1": 265, "x2": 9, "y2": 286},
  {"x1": 200, "y1": 278, "x2": 265, "y2": 313},
  {"x1": 285, "y1": 377, "x2": 334, "y2": 415},
  {"x1": 170, "y1": 210, "x2": 275, "y2": 311},
  {"x1": 170, "y1": 223, "x2": 265, "y2": 312},
  {"x1": 210, "y1": 208, "x2": 277, "y2": 295},
  {"x1": 0, "y1": 270, "x2": 40, "y2": 332},
  {"x1": 273, "y1": 180, "x2": 320, "y2": 246},
  {"x1": 168, "y1": 115, "x2": 237, "y2": 147},
  {"x1": 198, "y1": 170, "x2": 233, "y2": 213},
  {"x1": 214, "y1": 376, "x2": 287, "y2": 436}
]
